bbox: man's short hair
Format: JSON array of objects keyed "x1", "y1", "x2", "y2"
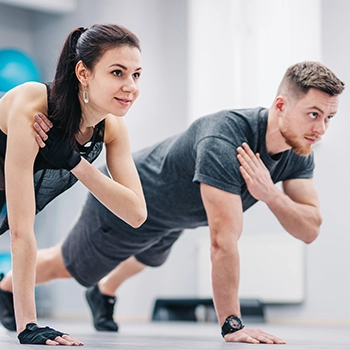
[{"x1": 277, "y1": 61, "x2": 345, "y2": 100}]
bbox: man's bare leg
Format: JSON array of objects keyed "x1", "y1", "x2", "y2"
[
  {"x1": 99, "y1": 256, "x2": 146, "y2": 296},
  {"x1": 0, "y1": 243, "x2": 71, "y2": 292},
  {"x1": 0, "y1": 243, "x2": 71, "y2": 331}
]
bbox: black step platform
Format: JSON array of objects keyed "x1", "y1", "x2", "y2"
[{"x1": 152, "y1": 298, "x2": 265, "y2": 323}]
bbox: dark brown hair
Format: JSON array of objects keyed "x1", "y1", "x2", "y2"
[{"x1": 49, "y1": 23, "x2": 141, "y2": 144}]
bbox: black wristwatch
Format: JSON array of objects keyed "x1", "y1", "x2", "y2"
[{"x1": 221, "y1": 315, "x2": 245, "y2": 337}]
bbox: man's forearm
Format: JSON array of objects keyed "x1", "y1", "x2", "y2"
[
  {"x1": 266, "y1": 189, "x2": 322, "y2": 243},
  {"x1": 211, "y1": 242, "x2": 241, "y2": 326}
]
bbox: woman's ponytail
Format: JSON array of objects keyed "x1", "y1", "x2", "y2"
[{"x1": 49, "y1": 27, "x2": 87, "y2": 144}]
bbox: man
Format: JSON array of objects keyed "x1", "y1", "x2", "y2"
[{"x1": 0, "y1": 61, "x2": 344, "y2": 344}]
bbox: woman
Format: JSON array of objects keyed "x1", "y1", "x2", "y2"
[{"x1": 0, "y1": 23, "x2": 147, "y2": 345}]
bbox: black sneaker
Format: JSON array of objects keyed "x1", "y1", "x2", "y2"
[
  {"x1": 85, "y1": 284, "x2": 118, "y2": 332},
  {"x1": 0, "y1": 274, "x2": 16, "y2": 331}
]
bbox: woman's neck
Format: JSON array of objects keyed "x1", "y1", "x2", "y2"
[
  {"x1": 80, "y1": 105, "x2": 101, "y2": 127},
  {"x1": 75, "y1": 125, "x2": 94, "y2": 145}
]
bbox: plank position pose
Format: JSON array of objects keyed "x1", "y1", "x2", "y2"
[
  {"x1": 0, "y1": 23, "x2": 147, "y2": 345},
  {"x1": 0, "y1": 61, "x2": 344, "y2": 344}
]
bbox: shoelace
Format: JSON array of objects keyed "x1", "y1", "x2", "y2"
[{"x1": 103, "y1": 297, "x2": 115, "y2": 319}]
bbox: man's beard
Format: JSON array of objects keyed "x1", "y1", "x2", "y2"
[{"x1": 280, "y1": 127, "x2": 317, "y2": 156}]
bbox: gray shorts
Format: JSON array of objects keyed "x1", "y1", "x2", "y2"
[{"x1": 61, "y1": 197, "x2": 182, "y2": 287}]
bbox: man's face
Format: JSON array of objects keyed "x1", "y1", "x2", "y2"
[{"x1": 279, "y1": 88, "x2": 339, "y2": 156}]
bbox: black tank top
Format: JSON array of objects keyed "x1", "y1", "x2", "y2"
[{"x1": 0, "y1": 83, "x2": 105, "y2": 235}]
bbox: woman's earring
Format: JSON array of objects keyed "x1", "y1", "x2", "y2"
[{"x1": 83, "y1": 85, "x2": 89, "y2": 104}]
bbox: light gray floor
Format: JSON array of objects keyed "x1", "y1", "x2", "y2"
[{"x1": 0, "y1": 319, "x2": 349, "y2": 349}]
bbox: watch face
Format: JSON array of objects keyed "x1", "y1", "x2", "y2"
[
  {"x1": 228, "y1": 316, "x2": 242, "y2": 329},
  {"x1": 221, "y1": 315, "x2": 244, "y2": 337}
]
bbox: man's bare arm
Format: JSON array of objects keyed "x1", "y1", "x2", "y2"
[
  {"x1": 200, "y1": 183, "x2": 285, "y2": 344},
  {"x1": 237, "y1": 142, "x2": 321, "y2": 243}
]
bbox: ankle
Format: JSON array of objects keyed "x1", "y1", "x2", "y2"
[
  {"x1": 0, "y1": 275, "x2": 13, "y2": 293},
  {"x1": 97, "y1": 283, "x2": 116, "y2": 298}
]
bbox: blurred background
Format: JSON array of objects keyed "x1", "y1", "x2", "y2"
[{"x1": 0, "y1": 0, "x2": 349, "y2": 326}]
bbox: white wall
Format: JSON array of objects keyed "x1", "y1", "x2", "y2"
[
  {"x1": 188, "y1": 0, "x2": 322, "y2": 119},
  {"x1": 0, "y1": 0, "x2": 349, "y2": 326},
  {"x1": 0, "y1": 0, "x2": 77, "y2": 13},
  {"x1": 0, "y1": 4, "x2": 33, "y2": 52},
  {"x1": 296, "y1": 0, "x2": 350, "y2": 324}
]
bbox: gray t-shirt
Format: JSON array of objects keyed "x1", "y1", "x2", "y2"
[{"x1": 97, "y1": 107, "x2": 314, "y2": 237}]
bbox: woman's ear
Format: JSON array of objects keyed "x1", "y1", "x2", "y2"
[{"x1": 75, "y1": 60, "x2": 90, "y2": 85}]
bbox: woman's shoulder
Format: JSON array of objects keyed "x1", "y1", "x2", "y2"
[
  {"x1": 2, "y1": 82, "x2": 46, "y2": 107},
  {"x1": 103, "y1": 114, "x2": 128, "y2": 144},
  {"x1": 0, "y1": 82, "x2": 48, "y2": 132},
  {"x1": 12, "y1": 81, "x2": 46, "y2": 99}
]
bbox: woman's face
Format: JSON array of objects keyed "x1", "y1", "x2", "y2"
[{"x1": 82, "y1": 45, "x2": 142, "y2": 118}]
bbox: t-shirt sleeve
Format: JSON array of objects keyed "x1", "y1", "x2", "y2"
[
  {"x1": 282, "y1": 152, "x2": 315, "y2": 181},
  {"x1": 193, "y1": 136, "x2": 243, "y2": 194}
]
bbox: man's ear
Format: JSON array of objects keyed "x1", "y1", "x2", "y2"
[
  {"x1": 75, "y1": 60, "x2": 90, "y2": 85},
  {"x1": 274, "y1": 95, "x2": 285, "y2": 113}
]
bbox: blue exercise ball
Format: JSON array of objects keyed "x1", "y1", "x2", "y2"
[{"x1": 0, "y1": 48, "x2": 41, "y2": 93}]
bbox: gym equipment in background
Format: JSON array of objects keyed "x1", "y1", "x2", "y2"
[
  {"x1": 152, "y1": 298, "x2": 265, "y2": 323},
  {"x1": 0, "y1": 48, "x2": 41, "y2": 93},
  {"x1": 0, "y1": 251, "x2": 11, "y2": 274}
]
